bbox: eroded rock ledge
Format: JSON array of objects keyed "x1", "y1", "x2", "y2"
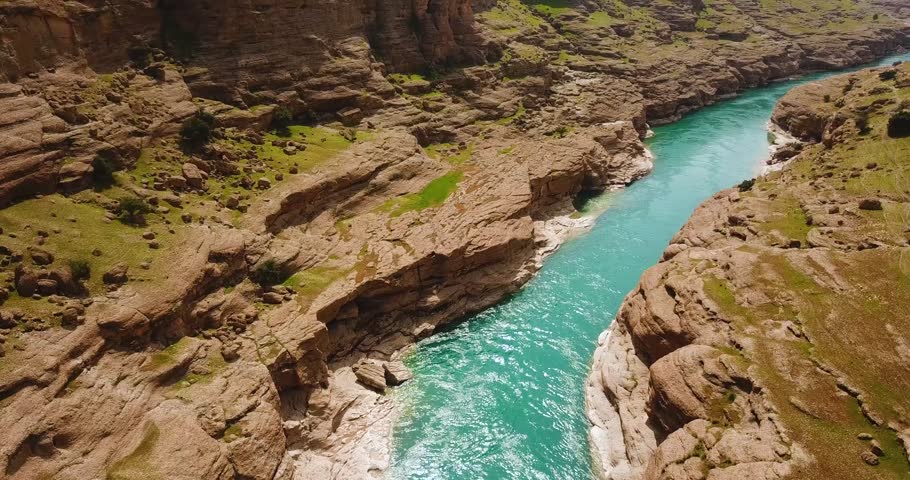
[{"x1": 588, "y1": 61, "x2": 910, "y2": 479}]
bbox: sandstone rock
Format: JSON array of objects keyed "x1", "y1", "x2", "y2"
[
  {"x1": 61, "y1": 306, "x2": 82, "y2": 326},
  {"x1": 36, "y1": 278, "x2": 59, "y2": 296},
  {"x1": 183, "y1": 163, "x2": 206, "y2": 189},
  {"x1": 861, "y1": 450, "x2": 880, "y2": 465},
  {"x1": 102, "y1": 263, "x2": 129, "y2": 285},
  {"x1": 870, "y1": 440, "x2": 885, "y2": 456},
  {"x1": 383, "y1": 361, "x2": 413, "y2": 386},
  {"x1": 859, "y1": 198, "x2": 883, "y2": 211},
  {"x1": 14, "y1": 264, "x2": 39, "y2": 297},
  {"x1": 353, "y1": 359, "x2": 387, "y2": 392},
  {"x1": 28, "y1": 247, "x2": 54, "y2": 265},
  {"x1": 166, "y1": 176, "x2": 187, "y2": 191},
  {"x1": 225, "y1": 195, "x2": 240, "y2": 209},
  {"x1": 261, "y1": 292, "x2": 284, "y2": 305},
  {"x1": 0, "y1": 310, "x2": 15, "y2": 328}
]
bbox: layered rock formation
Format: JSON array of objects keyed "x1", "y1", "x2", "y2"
[
  {"x1": 588, "y1": 61, "x2": 910, "y2": 479},
  {"x1": 0, "y1": 0, "x2": 909, "y2": 479}
]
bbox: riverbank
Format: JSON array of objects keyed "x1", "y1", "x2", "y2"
[{"x1": 587, "y1": 54, "x2": 910, "y2": 479}]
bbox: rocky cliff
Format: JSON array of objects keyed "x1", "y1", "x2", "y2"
[
  {"x1": 587, "y1": 61, "x2": 910, "y2": 479},
  {"x1": 0, "y1": 1, "x2": 908, "y2": 479}
]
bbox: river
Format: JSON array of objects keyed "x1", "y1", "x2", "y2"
[{"x1": 388, "y1": 52, "x2": 910, "y2": 480}]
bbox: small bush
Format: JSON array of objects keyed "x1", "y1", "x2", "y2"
[
  {"x1": 887, "y1": 110, "x2": 910, "y2": 138},
  {"x1": 254, "y1": 260, "x2": 287, "y2": 287},
  {"x1": 91, "y1": 153, "x2": 117, "y2": 187},
  {"x1": 823, "y1": 94, "x2": 831, "y2": 103},
  {"x1": 546, "y1": 126, "x2": 571, "y2": 138},
  {"x1": 738, "y1": 179, "x2": 756, "y2": 192},
  {"x1": 855, "y1": 113, "x2": 872, "y2": 135},
  {"x1": 879, "y1": 70, "x2": 898, "y2": 81},
  {"x1": 271, "y1": 106, "x2": 294, "y2": 134},
  {"x1": 68, "y1": 260, "x2": 91, "y2": 280},
  {"x1": 118, "y1": 196, "x2": 152, "y2": 225},
  {"x1": 842, "y1": 80, "x2": 856, "y2": 95},
  {"x1": 180, "y1": 111, "x2": 215, "y2": 149}
]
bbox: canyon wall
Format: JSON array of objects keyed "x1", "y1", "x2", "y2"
[{"x1": 0, "y1": 1, "x2": 908, "y2": 479}]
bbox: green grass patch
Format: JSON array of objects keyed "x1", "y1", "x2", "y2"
[
  {"x1": 284, "y1": 266, "x2": 350, "y2": 309},
  {"x1": 380, "y1": 171, "x2": 464, "y2": 217},
  {"x1": 496, "y1": 103, "x2": 526, "y2": 126},
  {"x1": 0, "y1": 194, "x2": 176, "y2": 296},
  {"x1": 424, "y1": 143, "x2": 473, "y2": 165},
  {"x1": 389, "y1": 73, "x2": 428, "y2": 84},
  {"x1": 106, "y1": 424, "x2": 162, "y2": 480},
  {"x1": 145, "y1": 337, "x2": 194, "y2": 370},
  {"x1": 758, "y1": 197, "x2": 811, "y2": 245},
  {"x1": 222, "y1": 423, "x2": 244, "y2": 443}
]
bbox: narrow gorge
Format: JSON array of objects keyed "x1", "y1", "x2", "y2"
[{"x1": 0, "y1": 1, "x2": 908, "y2": 479}]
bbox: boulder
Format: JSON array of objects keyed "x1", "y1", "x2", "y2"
[
  {"x1": 261, "y1": 292, "x2": 284, "y2": 305},
  {"x1": 58, "y1": 161, "x2": 94, "y2": 191},
  {"x1": 14, "y1": 265, "x2": 39, "y2": 296},
  {"x1": 859, "y1": 198, "x2": 883, "y2": 211},
  {"x1": 47, "y1": 268, "x2": 78, "y2": 295},
  {"x1": 861, "y1": 451, "x2": 880, "y2": 465},
  {"x1": 257, "y1": 178, "x2": 271, "y2": 190},
  {"x1": 36, "y1": 278, "x2": 59, "y2": 296},
  {"x1": 103, "y1": 263, "x2": 129, "y2": 285},
  {"x1": 166, "y1": 175, "x2": 187, "y2": 191},
  {"x1": 384, "y1": 361, "x2": 413, "y2": 386},
  {"x1": 225, "y1": 195, "x2": 240, "y2": 209},
  {"x1": 61, "y1": 306, "x2": 82, "y2": 326},
  {"x1": 182, "y1": 163, "x2": 206, "y2": 189},
  {"x1": 29, "y1": 247, "x2": 54, "y2": 265},
  {"x1": 353, "y1": 359, "x2": 387, "y2": 392},
  {"x1": 338, "y1": 107, "x2": 363, "y2": 126},
  {"x1": 870, "y1": 440, "x2": 884, "y2": 457},
  {"x1": 0, "y1": 310, "x2": 16, "y2": 328}
]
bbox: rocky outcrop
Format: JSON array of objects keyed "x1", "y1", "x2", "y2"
[{"x1": 588, "y1": 62, "x2": 910, "y2": 479}]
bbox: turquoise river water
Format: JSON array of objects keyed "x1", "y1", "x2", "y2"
[{"x1": 389, "y1": 52, "x2": 910, "y2": 480}]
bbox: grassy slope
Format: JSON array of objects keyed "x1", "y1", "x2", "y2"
[{"x1": 704, "y1": 63, "x2": 910, "y2": 478}]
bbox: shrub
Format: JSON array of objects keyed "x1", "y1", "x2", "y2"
[
  {"x1": 738, "y1": 179, "x2": 756, "y2": 192},
  {"x1": 887, "y1": 110, "x2": 910, "y2": 138},
  {"x1": 68, "y1": 260, "x2": 91, "y2": 281},
  {"x1": 842, "y1": 80, "x2": 856, "y2": 95},
  {"x1": 118, "y1": 196, "x2": 152, "y2": 225},
  {"x1": 91, "y1": 153, "x2": 117, "y2": 187},
  {"x1": 254, "y1": 260, "x2": 287, "y2": 287},
  {"x1": 180, "y1": 111, "x2": 215, "y2": 149},
  {"x1": 823, "y1": 94, "x2": 831, "y2": 103},
  {"x1": 879, "y1": 70, "x2": 897, "y2": 81},
  {"x1": 855, "y1": 113, "x2": 872, "y2": 135},
  {"x1": 546, "y1": 126, "x2": 571, "y2": 138},
  {"x1": 271, "y1": 106, "x2": 294, "y2": 134}
]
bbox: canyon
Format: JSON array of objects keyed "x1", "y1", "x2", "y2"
[{"x1": 0, "y1": 1, "x2": 908, "y2": 479}]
